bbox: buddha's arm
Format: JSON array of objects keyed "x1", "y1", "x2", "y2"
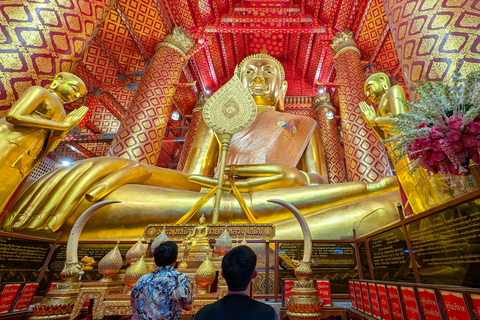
[
  {"x1": 56, "y1": 176, "x2": 400, "y2": 241},
  {"x1": 182, "y1": 119, "x2": 219, "y2": 176},
  {"x1": 6, "y1": 87, "x2": 71, "y2": 131},
  {"x1": 372, "y1": 85, "x2": 408, "y2": 133},
  {"x1": 297, "y1": 126, "x2": 328, "y2": 183}
]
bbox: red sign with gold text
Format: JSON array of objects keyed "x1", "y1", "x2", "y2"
[
  {"x1": 349, "y1": 281, "x2": 357, "y2": 309},
  {"x1": 354, "y1": 281, "x2": 363, "y2": 312},
  {"x1": 387, "y1": 285, "x2": 404, "y2": 320},
  {"x1": 284, "y1": 280, "x2": 294, "y2": 305},
  {"x1": 418, "y1": 288, "x2": 442, "y2": 320},
  {"x1": 361, "y1": 282, "x2": 372, "y2": 315},
  {"x1": 440, "y1": 291, "x2": 471, "y2": 320},
  {"x1": 471, "y1": 294, "x2": 480, "y2": 319},
  {"x1": 0, "y1": 284, "x2": 21, "y2": 314},
  {"x1": 401, "y1": 287, "x2": 420, "y2": 320},
  {"x1": 377, "y1": 284, "x2": 391, "y2": 320},
  {"x1": 13, "y1": 283, "x2": 38, "y2": 312},
  {"x1": 369, "y1": 283, "x2": 381, "y2": 319},
  {"x1": 316, "y1": 280, "x2": 331, "y2": 306}
]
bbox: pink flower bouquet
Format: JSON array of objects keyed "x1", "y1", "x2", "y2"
[{"x1": 387, "y1": 69, "x2": 480, "y2": 176}]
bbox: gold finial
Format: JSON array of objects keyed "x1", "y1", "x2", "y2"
[
  {"x1": 195, "y1": 253, "x2": 216, "y2": 294},
  {"x1": 125, "y1": 254, "x2": 149, "y2": 287},
  {"x1": 215, "y1": 226, "x2": 232, "y2": 254},
  {"x1": 98, "y1": 242, "x2": 123, "y2": 281},
  {"x1": 151, "y1": 227, "x2": 169, "y2": 253},
  {"x1": 240, "y1": 236, "x2": 247, "y2": 246},
  {"x1": 126, "y1": 237, "x2": 146, "y2": 264}
]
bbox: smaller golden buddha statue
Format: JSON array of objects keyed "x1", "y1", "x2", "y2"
[
  {"x1": 184, "y1": 214, "x2": 210, "y2": 252},
  {"x1": 360, "y1": 73, "x2": 441, "y2": 213}
]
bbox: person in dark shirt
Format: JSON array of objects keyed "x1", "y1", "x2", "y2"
[{"x1": 194, "y1": 245, "x2": 278, "y2": 320}]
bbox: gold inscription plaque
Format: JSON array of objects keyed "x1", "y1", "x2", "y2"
[{"x1": 143, "y1": 224, "x2": 275, "y2": 241}]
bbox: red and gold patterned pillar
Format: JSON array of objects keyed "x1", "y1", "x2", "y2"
[
  {"x1": 177, "y1": 92, "x2": 207, "y2": 172},
  {"x1": 313, "y1": 92, "x2": 347, "y2": 184},
  {"x1": 0, "y1": 0, "x2": 114, "y2": 110},
  {"x1": 383, "y1": 0, "x2": 480, "y2": 97},
  {"x1": 107, "y1": 27, "x2": 195, "y2": 165},
  {"x1": 331, "y1": 31, "x2": 391, "y2": 183}
]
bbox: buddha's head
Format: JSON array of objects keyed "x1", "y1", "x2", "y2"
[
  {"x1": 364, "y1": 72, "x2": 390, "y2": 104},
  {"x1": 50, "y1": 72, "x2": 87, "y2": 103},
  {"x1": 199, "y1": 214, "x2": 205, "y2": 225},
  {"x1": 235, "y1": 54, "x2": 287, "y2": 111}
]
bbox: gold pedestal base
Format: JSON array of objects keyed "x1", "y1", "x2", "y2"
[{"x1": 31, "y1": 282, "x2": 81, "y2": 320}]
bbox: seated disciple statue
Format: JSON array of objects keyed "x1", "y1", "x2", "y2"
[
  {"x1": 0, "y1": 72, "x2": 88, "y2": 216},
  {"x1": 2, "y1": 56, "x2": 401, "y2": 241},
  {"x1": 359, "y1": 73, "x2": 440, "y2": 213}
]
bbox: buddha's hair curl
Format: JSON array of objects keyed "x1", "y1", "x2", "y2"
[{"x1": 235, "y1": 53, "x2": 285, "y2": 83}]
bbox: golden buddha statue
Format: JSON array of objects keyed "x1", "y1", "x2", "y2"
[
  {"x1": 2, "y1": 56, "x2": 401, "y2": 241},
  {"x1": 359, "y1": 72, "x2": 440, "y2": 213},
  {"x1": 184, "y1": 214, "x2": 210, "y2": 252},
  {"x1": 0, "y1": 72, "x2": 88, "y2": 216}
]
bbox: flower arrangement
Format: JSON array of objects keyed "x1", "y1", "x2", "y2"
[{"x1": 387, "y1": 69, "x2": 480, "y2": 176}]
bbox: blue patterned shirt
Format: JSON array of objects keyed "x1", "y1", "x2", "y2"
[{"x1": 130, "y1": 265, "x2": 194, "y2": 320}]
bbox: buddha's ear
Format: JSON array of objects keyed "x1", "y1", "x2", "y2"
[
  {"x1": 278, "y1": 80, "x2": 288, "y2": 111},
  {"x1": 50, "y1": 73, "x2": 64, "y2": 89}
]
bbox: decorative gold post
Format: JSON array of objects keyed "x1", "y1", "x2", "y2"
[
  {"x1": 202, "y1": 74, "x2": 257, "y2": 224},
  {"x1": 31, "y1": 201, "x2": 120, "y2": 320},
  {"x1": 268, "y1": 199, "x2": 322, "y2": 320}
]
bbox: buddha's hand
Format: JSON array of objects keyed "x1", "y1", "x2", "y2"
[
  {"x1": 62, "y1": 106, "x2": 89, "y2": 130},
  {"x1": 359, "y1": 101, "x2": 376, "y2": 126},
  {"x1": 2, "y1": 157, "x2": 153, "y2": 232},
  {"x1": 188, "y1": 164, "x2": 311, "y2": 192}
]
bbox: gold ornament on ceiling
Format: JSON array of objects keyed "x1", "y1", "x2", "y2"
[{"x1": 330, "y1": 30, "x2": 360, "y2": 58}]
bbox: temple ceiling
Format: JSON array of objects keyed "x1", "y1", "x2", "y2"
[{"x1": 1, "y1": 0, "x2": 405, "y2": 168}]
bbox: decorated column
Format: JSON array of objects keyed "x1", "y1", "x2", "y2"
[
  {"x1": 330, "y1": 31, "x2": 391, "y2": 182},
  {"x1": 383, "y1": 0, "x2": 480, "y2": 97},
  {"x1": 177, "y1": 93, "x2": 207, "y2": 172},
  {"x1": 0, "y1": 0, "x2": 115, "y2": 110},
  {"x1": 107, "y1": 27, "x2": 195, "y2": 164},
  {"x1": 313, "y1": 92, "x2": 347, "y2": 184}
]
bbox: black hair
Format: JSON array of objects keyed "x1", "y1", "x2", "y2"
[
  {"x1": 154, "y1": 241, "x2": 178, "y2": 267},
  {"x1": 222, "y1": 245, "x2": 257, "y2": 291}
]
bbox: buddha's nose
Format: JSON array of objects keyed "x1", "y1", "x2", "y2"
[{"x1": 252, "y1": 76, "x2": 265, "y2": 85}]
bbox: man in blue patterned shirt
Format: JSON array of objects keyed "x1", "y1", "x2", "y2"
[{"x1": 131, "y1": 241, "x2": 194, "y2": 320}]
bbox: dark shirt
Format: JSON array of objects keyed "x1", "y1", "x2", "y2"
[
  {"x1": 194, "y1": 294, "x2": 278, "y2": 320},
  {"x1": 130, "y1": 265, "x2": 193, "y2": 320}
]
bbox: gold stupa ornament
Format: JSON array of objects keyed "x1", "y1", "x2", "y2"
[
  {"x1": 214, "y1": 227, "x2": 232, "y2": 254},
  {"x1": 203, "y1": 74, "x2": 257, "y2": 224},
  {"x1": 126, "y1": 237, "x2": 146, "y2": 264},
  {"x1": 151, "y1": 227, "x2": 169, "y2": 253},
  {"x1": 98, "y1": 243, "x2": 123, "y2": 281},
  {"x1": 125, "y1": 255, "x2": 149, "y2": 288},
  {"x1": 194, "y1": 254, "x2": 216, "y2": 294}
]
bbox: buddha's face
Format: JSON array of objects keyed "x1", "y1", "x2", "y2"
[
  {"x1": 239, "y1": 58, "x2": 286, "y2": 109},
  {"x1": 365, "y1": 80, "x2": 385, "y2": 104},
  {"x1": 51, "y1": 73, "x2": 87, "y2": 103}
]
